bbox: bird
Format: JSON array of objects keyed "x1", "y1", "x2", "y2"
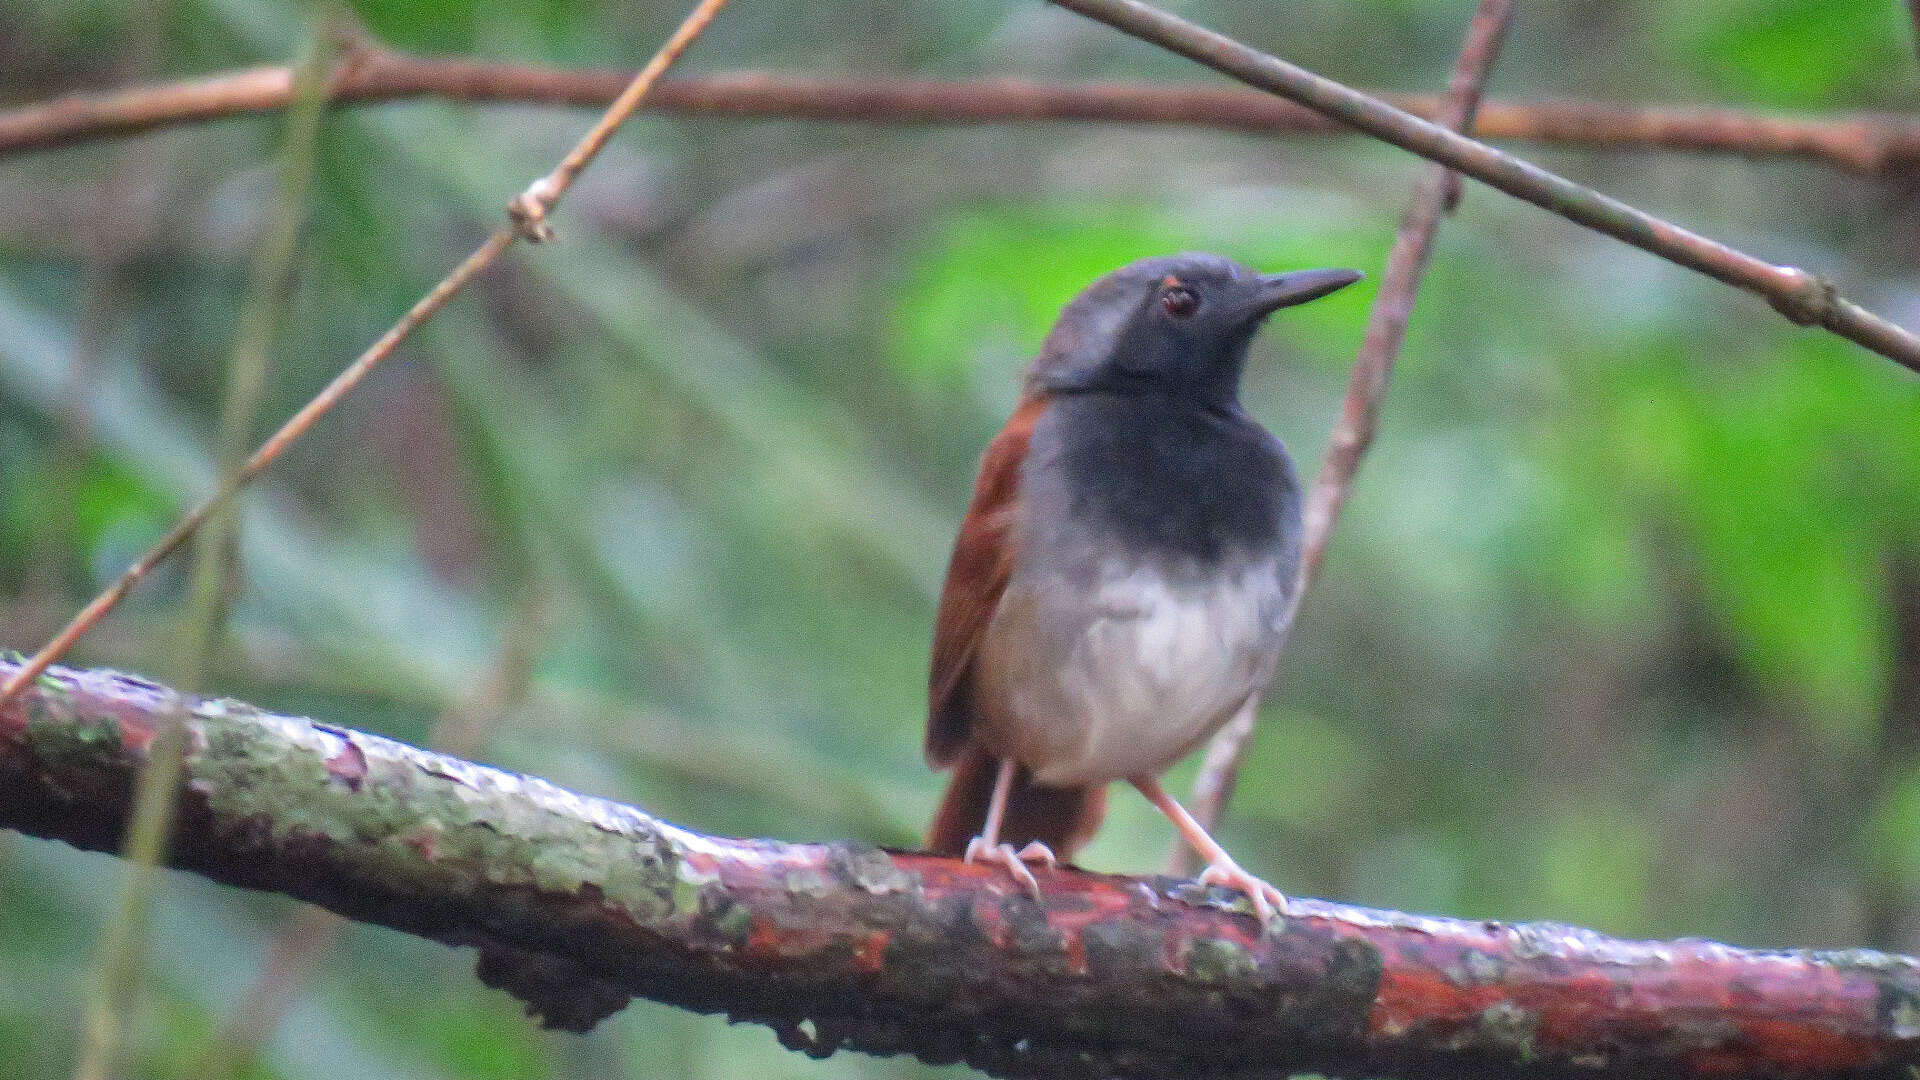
[{"x1": 923, "y1": 252, "x2": 1361, "y2": 921}]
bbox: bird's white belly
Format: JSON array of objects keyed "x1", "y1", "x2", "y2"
[{"x1": 977, "y1": 561, "x2": 1286, "y2": 785}]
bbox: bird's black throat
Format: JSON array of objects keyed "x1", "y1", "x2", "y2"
[{"x1": 1038, "y1": 389, "x2": 1301, "y2": 569}]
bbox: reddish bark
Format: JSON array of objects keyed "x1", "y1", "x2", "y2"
[
  {"x1": 2, "y1": 657, "x2": 1918, "y2": 1079},
  {"x1": 3, "y1": 57, "x2": 1918, "y2": 175}
]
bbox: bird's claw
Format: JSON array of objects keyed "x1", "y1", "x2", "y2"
[
  {"x1": 1013, "y1": 840, "x2": 1057, "y2": 869},
  {"x1": 963, "y1": 837, "x2": 1056, "y2": 900},
  {"x1": 1197, "y1": 858, "x2": 1290, "y2": 923}
]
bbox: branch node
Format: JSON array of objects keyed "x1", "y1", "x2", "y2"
[
  {"x1": 1768, "y1": 266, "x2": 1839, "y2": 327},
  {"x1": 507, "y1": 176, "x2": 561, "y2": 243},
  {"x1": 326, "y1": 21, "x2": 382, "y2": 83}
]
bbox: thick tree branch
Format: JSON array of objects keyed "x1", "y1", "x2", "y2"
[
  {"x1": 4, "y1": 658, "x2": 1920, "y2": 1080},
  {"x1": 1050, "y1": 0, "x2": 1920, "y2": 374},
  {"x1": 3, "y1": 51, "x2": 1919, "y2": 174}
]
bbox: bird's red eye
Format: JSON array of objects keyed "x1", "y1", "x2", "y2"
[{"x1": 1161, "y1": 285, "x2": 1199, "y2": 318}]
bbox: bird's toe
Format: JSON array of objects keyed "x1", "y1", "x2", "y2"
[
  {"x1": 1197, "y1": 859, "x2": 1289, "y2": 923},
  {"x1": 963, "y1": 837, "x2": 1045, "y2": 900},
  {"x1": 1014, "y1": 841, "x2": 1058, "y2": 869}
]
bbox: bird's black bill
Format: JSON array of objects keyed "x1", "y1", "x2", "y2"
[{"x1": 1252, "y1": 268, "x2": 1364, "y2": 315}]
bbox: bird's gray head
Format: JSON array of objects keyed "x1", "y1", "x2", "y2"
[{"x1": 1027, "y1": 253, "x2": 1361, "y2": 404}]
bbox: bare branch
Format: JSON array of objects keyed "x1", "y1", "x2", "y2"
[
  {"x1": 0, "y1": 228, "x2": 511, "y2": 715},
  {"x1": 1049, "y1": 0, "x2": 1920, "y2": 374},
  {"x1": 3, "y1": 657, "x2": 1920, "y2": 1079},
  {"x1": 1306, "y1": 0, "x2": 1514, "y2": 586},
  {"x1": 0, "y1": 0, "x2": 732, "y2": 718},
  {"x1": 1181, "y1": 0, "x2": 1518, "y2": 867},
  {"x1": 2, "y1": 55, "x2": 1918, "y2": 174}
]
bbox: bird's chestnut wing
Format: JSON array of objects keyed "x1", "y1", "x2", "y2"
[{"x1": 925, "y1": 394, "x2": 1048, "y2": 767}]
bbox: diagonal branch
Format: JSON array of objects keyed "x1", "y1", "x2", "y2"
[
  {"x1": 0, "y1": 0, "x2": 732, "y2": 720},
  {"x1": 1180, "y1": 0, "x2": 1517, "y2": 865},
  {"x1": 4, "y1": 57, "x2": 1920, "y2": 174},
  {"x1": 1048, "y1": 0, "x2": 1920, "y2": 374},
  {"x1": 4, "y1": 657, "x2": 1920, "y2": 1080}
]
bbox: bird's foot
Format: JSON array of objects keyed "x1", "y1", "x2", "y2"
[
  {"x1": 963, "y1": 837, "x2": 1056, "y2": 900},
  {"x1": 1197, "y1": 857, "x2": 1290, "y2": 923}
]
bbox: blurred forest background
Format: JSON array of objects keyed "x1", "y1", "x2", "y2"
[{"x1": 3, "y1": 0, "x2": 1920, "y2": 1077}]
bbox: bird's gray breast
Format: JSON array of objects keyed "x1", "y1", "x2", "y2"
[{"x1": 974, "y1": 395, "x2": 1302, "y2": 786}]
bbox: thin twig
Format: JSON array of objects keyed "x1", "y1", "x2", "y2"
[
  {"x1": 1049, "y1": 0, "x2": 1920, "y2": 374},
  {"x1": 69, "y1": 16, "x2": 336, "y2": 1080},
  {"x1": 0, "y1": 0, "x2": 733, "y2": 716},
  {"x1": 173, "y1": 11, "x2": 339, "y2": 695},
  {"x1": 1307, "y1": 0, "x2": 1517, "y2": 586},
  {"x1": 1177, "y1": 0, "x2": 1519, "y2": 870},
  {"x1": 502, "y1": 0, "x2": 734, "y2": 244},
  {"x1": 0, "y1": 227, "x2": 505, "y2": 715},
  {"x1": 3, "y1": 59, "x2": 1919, "y2": 174}
]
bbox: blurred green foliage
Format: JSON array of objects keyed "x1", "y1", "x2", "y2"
[{"x1": 1, "y1": 0, "x2": 1918, "y2": 1077}]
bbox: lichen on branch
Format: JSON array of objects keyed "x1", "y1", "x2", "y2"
[{"x1": 3, "y1": 657, "x2": 1919, "y2": 1080}]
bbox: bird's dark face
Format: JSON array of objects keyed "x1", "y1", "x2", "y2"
[{"x1": 1029, "y1": 253, "x2": 1361, "y2": 405}]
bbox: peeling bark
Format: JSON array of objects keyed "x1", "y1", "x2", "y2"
[{"x1": 3, "y1": 658, "x2": 1919, "y2": 1080}]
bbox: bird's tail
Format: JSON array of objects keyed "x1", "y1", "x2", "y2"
[{"x1": 925, "y1": 743, "x2": 1107, "y2": 860}]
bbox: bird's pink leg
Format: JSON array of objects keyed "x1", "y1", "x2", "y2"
[
  {"x1": 1131, "y1": 774, "x2": 1287, "y2": 921},
  {"x1": 963, "y1": 757, "x2": 1055, "y2": 899}
]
